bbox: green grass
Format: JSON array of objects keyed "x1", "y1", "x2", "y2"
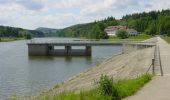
[
  {"x1": 128, "y1": 34, "x2": 152, "y2": 40},
  {"x1": 109, "y1": 34, "x2": 152, "y2": 42},
  {"x1": 161, "y1": 36, "x2": 170, "y2": 43},
  {"x1": 44, "y1": 90, "x2": 112, "y2": 100},
  {"x1": 115, "y1": 74, "x2": 152, "y2": 98},
  {"x1": 42, "y1": 74, "x2": 152, "y2": 100},
  {"x1": 0, "y1": 37, "x2": 24, "y2": 42}
]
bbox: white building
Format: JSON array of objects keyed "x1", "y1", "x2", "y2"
[
  {"x1": 104, "y1": 26, "x2": 127, "y2": 36},
  {"x1": 104, "y1": 26, "x2": 138, "y2": 36},
  {"x1": 104, "y1": 27, "x2": 117, "y2": 36}
]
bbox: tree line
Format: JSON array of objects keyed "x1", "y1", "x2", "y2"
[
  {"x1": 57, "y1": 9, "x2": 170, "y2": 39},
  {"x1": 0, "y1": 26, "x2": 44, "y2": 39},
  {"x1": 57, "y1": 16, "x2": 118, "y2": 39},
  {"x1": 122, "y1": 9, "x2": 170, "y2": 36}
]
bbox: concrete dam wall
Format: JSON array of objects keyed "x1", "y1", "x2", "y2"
[
  {"x1": 28, "y1": 44, "x2": 92, "y2": 56},
  {"x1": 28, "y1": 42, "x2": 155, "y2": 56}
]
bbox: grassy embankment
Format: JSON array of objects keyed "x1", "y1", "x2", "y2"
[
  {"x1": 0, "y1": 37, "x2": 25, "y2": 42},
  {"x1": 41, "y1": 74, "x2": 152, "y2": 100},
  {"x1": 161, "y1": 36, "x2": 170, "y2": 43},
  {"x1": 109, "y1": 34, "x2": 153, "y2": 42}
]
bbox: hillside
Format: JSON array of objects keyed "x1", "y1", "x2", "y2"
[
  {"x1": 122, "y1": 9, "x2": 170, "y2": 36},
  {"x1": 56, "y1": 17, "x2": 118, "y2": 39},
  {"x1": 56, "y1": 9, "x2": 170, "y2": 39},
  {"x1": 0, "y1": 25, "x2": 44, "y2": 39},
  {"x1": 35, "y1": 27, "x2": 61, "y2": 37}
]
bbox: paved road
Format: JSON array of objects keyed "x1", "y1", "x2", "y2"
[{"x1": 124, "y1": 37, "x2": 170, "y2": 100}]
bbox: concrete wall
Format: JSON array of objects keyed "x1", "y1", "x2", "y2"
[
  {"x1": 28, "y1": 44, "x2": 92, "y2": 56},
  {"x1": 49, "y1": 49, "x2": 91, "y2": 56},
  {"x1": 28, "y1": 43, "x2": 154, "y2": 56},
  {"x1": 28, "y1": 44, "x2": 48, "y2": 56}
]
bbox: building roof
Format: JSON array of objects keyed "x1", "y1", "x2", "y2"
[{"x1": 104, "y1": 26, "x2": 127, "y2": 31}]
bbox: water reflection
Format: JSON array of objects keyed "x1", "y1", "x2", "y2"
[{"x1": 28, "y1": 56, "x2": 92, "y2": 62}]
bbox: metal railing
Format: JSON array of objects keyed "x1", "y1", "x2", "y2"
[
  {"x1": 146, "y1": 45, "x2": 163, "y2": 76},
  {"x1": 158, "y1": 46, "x2": 163, "y2": 76},
  {"x1": 146, "y1": 46, "x2": 156, "y2": 74}
]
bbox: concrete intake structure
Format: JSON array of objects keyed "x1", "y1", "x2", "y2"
[
  {"x1": 27, "y1": 40, "x2": 155, "y2": 56},
  {"x1": 28, "y1": 44, "x2": 92, "y2": 56}
]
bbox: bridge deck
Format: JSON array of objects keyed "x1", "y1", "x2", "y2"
[{"x1": 28, "y1": 39, "x2": 156, "y2": 46}]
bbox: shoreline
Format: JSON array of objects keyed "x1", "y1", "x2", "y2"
[{"x1": 0, "y1": 37, "x2": 25, "y2": 42}]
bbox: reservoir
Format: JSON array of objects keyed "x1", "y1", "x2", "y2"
[{"x1": 0, "y1": 38, "x2": 122, "y2": 99}]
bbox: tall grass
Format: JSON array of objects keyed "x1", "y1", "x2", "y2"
[
  {"x1": 43, "y1": 74, "x2": 152, "y2": 100},
  {"x1": 115, "y1": 74, "x2": 152, "y2": 98},
  {"x1": 98, "y1": 75, "x2": 120, "y2": 100}
]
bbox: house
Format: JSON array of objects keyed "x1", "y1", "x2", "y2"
[
  {"x1": 127, "y1": 29, "x2": 138, "y2": 35},
  {"x1": 104, "y1": 27, "x2": 117, "y2": 36},
  {"x1": 104, "y1": 26, "x2": 138, "y2": 36},
  {"x1": 104, "y1": 26, "x2": 127, "y2": 36}
]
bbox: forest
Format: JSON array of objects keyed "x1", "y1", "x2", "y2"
[
  {"x1": 0, "y1": 26, "x2": 44, "y2": 39},
  {"x1": 57, "y1": 9, "x2": 170, "y2": 39}
]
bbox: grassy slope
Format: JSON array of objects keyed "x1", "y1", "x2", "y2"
[
  {"x1": 161, "y1": 36, "x2": 170, "y2": 43},
  {"x1": 42, "y1": 74, "x2": 152, "y2": 100}
]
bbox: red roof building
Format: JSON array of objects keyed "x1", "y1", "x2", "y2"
[{"x1": 104, "y1": 26, "x2": 128, "y2": 36}]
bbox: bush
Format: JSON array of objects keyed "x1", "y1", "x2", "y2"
[
  {"x1": 99, "y1": 75, "x2": 121, "y2": 100},
  {"x1": 116, "y1": 29, "x2": 129, "y2": 39}
]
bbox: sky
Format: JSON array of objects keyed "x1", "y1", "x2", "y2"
[{"x1": 0, "y1": 0, "x2": 170, "y2": 30}]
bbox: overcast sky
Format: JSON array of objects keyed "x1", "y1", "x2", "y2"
[{"x1": 0, "y1": 0, "x2": 170, "y2": 30}]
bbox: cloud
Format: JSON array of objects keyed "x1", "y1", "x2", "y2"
[
  {"x1": 16, "y1": 0, "x2": 44, "y2": 11},
  {"x1": 0, "y1": 0, "x2": 44, "y2": 11},
  {"x1": 0, "y1": 0, "x2": 170, "y2": 29}
]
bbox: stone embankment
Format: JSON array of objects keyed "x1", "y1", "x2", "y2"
[{"x1": 33, "y1": 38, "x2": 157, "y2": 99}]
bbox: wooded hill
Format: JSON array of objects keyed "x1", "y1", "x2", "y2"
[
  {"x1": 122, "y1": 9, "x2": 170, "y2": 36},
  {"x1": 0, "y1": 26, "x2": 44, "y2": 39},
  {"x1": 56, "y1": 9, "x2": 170, "y2": 39},
  {"x1": 56, "y1": 17, "x2": 118, "y2": 39},
  {"x1": 35, "y1": 27, "x2": 61, "y2": 37}
]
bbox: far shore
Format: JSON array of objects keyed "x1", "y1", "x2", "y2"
[{"x1": 0, "y1": 37, "x2": 25, "y2": 42}]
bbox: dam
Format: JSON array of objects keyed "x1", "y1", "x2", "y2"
[{"x1": 27, "y1": 39, "x2": 156, "y2": 56}]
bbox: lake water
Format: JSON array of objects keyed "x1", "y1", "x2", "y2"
[{"x1": 0, "y1": 38, "x2": 122, "y2": 99}]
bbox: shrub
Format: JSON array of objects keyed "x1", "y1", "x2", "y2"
[
  {"x1": 116, "y1": 29, "x2": 129, "y2": 39},
  {"x1": 99, "y1": 75, "x2": 121, "y2": 100}
]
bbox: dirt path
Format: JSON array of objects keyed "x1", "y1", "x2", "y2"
[{"x1": 124, "y1": 37, "x2": 170, "y2": 100}]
